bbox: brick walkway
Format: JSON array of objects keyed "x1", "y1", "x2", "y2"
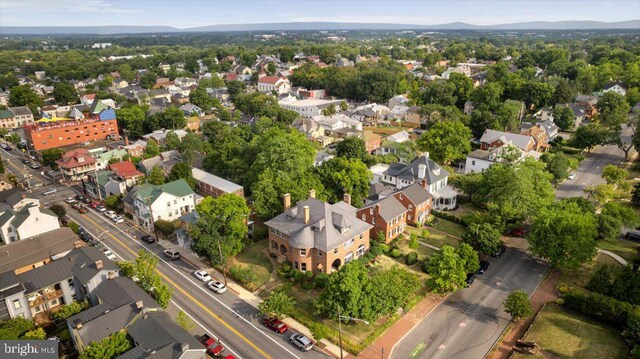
[
  {"x1": 349, "y1": 293, "x2": 445, "y2": 359},
  {"x1": 487, "y1": 270, "x2": 560, "y2": 359}
]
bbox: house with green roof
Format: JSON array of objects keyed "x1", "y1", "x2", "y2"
[
  {"x1": 0, "y1": 109, "x2": 15, "y2": 128},
  {"x1": 0, "y1": 204, "x2": 60, "y2": 244},
  {"x1": 94, "y1": 148, "x2": 127, "y2": 171},
  {"x1": 123, "y1": 179, "x2": 196, "y2": 231}
]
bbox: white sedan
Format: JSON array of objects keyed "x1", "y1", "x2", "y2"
[
  {"x1": 111, "y1": 215, "x2": 124, "y2": 224},
  {"x1": 104, "y1": 210, "x2": 116, "y2": 219},
  {"x1": 103, "y1": 249, "x2": 117, "y2": 261},
  {"x1": 207, "y1": 281, "x2": 227, "y2": 294},
  {"x1": 66, "y1": 197, "x2": 77, "y2": 204},
  {"x1": 194, "y1": 270, "x2": 212, "y2": 282}
]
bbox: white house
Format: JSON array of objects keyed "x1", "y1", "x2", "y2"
[
  {"x1": 174, "y1": 77, "x2": 197, "y2": 88},
  {"x1": 257, "y1": 76, "x2": 290, "y2": 95},
  {"x1": 603, "y1": 83, "x2": 627, "y2": 96},
  {"x1": 0, "y1": 189, "x2": 39, "y2": 212},
  {"x1": 312, "y1": 114, "x2": 363, "y2": 132},
  {"x1": 124, "y1": 179, "x2": 196, "y2": 231},
  {"x1": 279, "y1": 98, "x2": 345, "y2": 117},
  {"x1": 386, "y1": 131, "x2": 410, "y2": 143},
  {"x1": 370, "y1": 154, "x2": 456, "y2": 210},
  {"x1": 0, "y1": 205, "x2": 60, "y2": 244},
  {"x1": 464, "y1": 144, "x2": 531, "y2": 174}
]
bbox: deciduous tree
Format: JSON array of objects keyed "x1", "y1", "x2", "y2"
[
  {"x1": 417, "y1": 120, "x2": 471, "y2": 164},
  {"x1": 258, "y1": 288, "x2": 296, "y2": 319},
  {"x1": 427, "y1": 245, "x2": 467, "y2": 293},
  {"x1": 462, "y1": 223, "x2": 503, "y2": 255},
  {"x1": 503, "y1": 291, "x2": 533, "y2": 321}
]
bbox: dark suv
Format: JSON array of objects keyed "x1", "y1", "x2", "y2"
[
  {"x1": 141, "y1": 235, "x2": 155, "y2": 243},
  {"x1": 491, "y1": 245, "x2": 506, "y2": 258},
  {"x1": 626, "y1": 231, "x2": 640, "y2": 241},
  {"x1": 476, "y1": 260, "x2": 490, "y2": 274}
]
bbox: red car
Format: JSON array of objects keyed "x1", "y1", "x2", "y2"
[
  {"x1": 71, "y1": 203, "x2": 88, "y2": 214},
  {"x1": 89, "y1": 202, "x2": 99, "y2": 209},
  {"x1": 199, "y1": 334, "x2": 224, "y2": 357},
  {"x1": 262, "y1": 317, "x2": 288, "y2": 334},
  {"x1": 510, "y1": 227, "x2": 525, "y2": 237}
]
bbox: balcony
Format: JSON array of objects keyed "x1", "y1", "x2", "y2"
[{"x1": 27, "y1": 289, "x2": 64, "y2": 308}]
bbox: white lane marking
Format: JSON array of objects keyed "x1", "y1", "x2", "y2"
[{"x1": 67, "y1": 193, "x2": 304, "y2": 359}]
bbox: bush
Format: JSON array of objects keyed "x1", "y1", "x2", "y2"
[
  {"x1": 563, "y1": 289, "x2": 639, "y2": 327},
  {"x1": 432, "y1": 210, "x2": 466, "y2": 225},
  {"x1": 421, "y1": 229, "x2": 430, "y2": 238},
  {"x1": 308, "y1": 321, "x2": 331, "y2": 341},
  {"x1": 253, "y1": 227, "x2": 268, "y2": 240},
  {"x1": 409, "y1": 234, "x2": 419, "y2": 249},
  {"x1": 68, "y1": 221, "x2": 79, "y2": 234},
  {"x1": 362, "y1": 252, "x2": 375, "y2": 263},
  {"x1": 305, "y1": 271, "x2": 314, "y2": 279},
  {"x1": 52, "y1": 301, "x2": 86, "y2": 320},
  {"x1": 421, "y1": 259, "x2": 430, "y2": 273},
  {"x1": 229, "y1": 265, "x2": 258, "y2": 290},
  {"x1": 556, "y1": 298, "x2": 565, "y2": 305},
  {"x1": 405, "y1": 252, "x2": 419, "y2": 265},
  {"x1": 556, "y1": 283, "x2": 570, "y2": 295},
  {"x1": 370, "y1": 245, "x2": 382, "y2": 256},
  {"x1": 278, "y1": 262, "x2": 292, "y2": 279},
  {"x1": 313, "y1": 273, "x2": 329, "y2": 289},
  {"x1": 380, "y1": 244, "x2": 390, "y2": 253},
  {"x1": 154, "y1": 220, "x2": 176, "y2": 236},
  {"x1": 390, "y1": 249, "x2": 402, "y2": 258}
]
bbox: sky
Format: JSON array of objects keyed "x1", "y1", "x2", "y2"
[{"x1": 1, "y1": 0, "x2": 639, "y2": 27}]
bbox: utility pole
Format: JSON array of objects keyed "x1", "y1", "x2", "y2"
[
  {"x1": 147, "y1": 198, "x2": 159, "y2": 241},
  {"x1": 338, "y1": 305, "x2": 344, "y2": 359},
  {"x1": 216, "y1": 234, "x2": 228, "y2": 286}
]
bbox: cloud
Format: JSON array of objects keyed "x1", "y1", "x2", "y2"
[{"x1": 0, "y1": 0, "x2": 140, "y2": 14}]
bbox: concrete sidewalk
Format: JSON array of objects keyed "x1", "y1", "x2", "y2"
[{"x1": 131, "y1": 221, "x2": 343, "y2": 358}]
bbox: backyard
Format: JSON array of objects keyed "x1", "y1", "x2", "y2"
[
  {"x1": 227, "y1": 239, "x2": 273, "y2": 291},
  {"x1": 513, "y1": 304, "x2": 628, "y2": 359}
]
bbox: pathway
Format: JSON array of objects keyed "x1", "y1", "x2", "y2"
[{"x1": 596, "y1": 248, "x2": 628, "y2": 265}]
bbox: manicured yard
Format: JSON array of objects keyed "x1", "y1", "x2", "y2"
[
  {"x1": 405, "y1": 226, "x2": 460, "y2": 249},
  {"x1": 429, "y1": 218, "x2": 466, "y2": 238},
  {"x1": 560, "y1": 252, "x2": 622, "y2": 288},
  {"x1": 596, "y1": 236, "x2": 639, "y2": 263},
  {"x1": 228, "y1": 239, "x2": 273, "y2": 291},
  {"x1": 520, "y1": 304, "x2": 628, "y2": 359}
]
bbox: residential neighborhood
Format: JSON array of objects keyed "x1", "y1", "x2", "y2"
[{"x1": 0, "y1": 2, "x2": 639, "y2": 359}]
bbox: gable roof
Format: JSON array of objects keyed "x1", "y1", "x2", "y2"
[
  {"x1": 125, "y1": 311, "x2": 203, "y2": 358},
  {"x1": 72, "y1": 303, "x2": 141, "y2": 347},
  {"x1": 265, "y1": 198, "x2": 372, "y2": 252},
  {"x1": 56, "y1": 149, "x2": 96, "y2": 169},
  {"x1": 109, "y1": 161, "x2": 144, "y2": 179},
  {"x1": 384, "y1": 154, "x2": 449, "y2": 185},
  {"x1": 95, "y1": 276, "x2": 158, "y2": 309},
  {"x1": 360, "y1": 195, "x2": 408, "y2": 222},
  {"x1": 0, "y1": 189, "x2": 38, "y2": 207},
  {"x1": 0, "y1": 227, "x2": 77, "y2": 274},
  {"x1": 0, "y1": 110, "x2": 14, "y2": 119},
  {"x1": 480, "y1": 129, "x2": 533, "y2": 151},
  {"x1": 396, "y1": 183, "x2": 432, "y2": 204},
  {"x1": 191, "y1": 168, "x2": 243, "y2": 194},
  {"x1": 8, "y1": 106, "x2": 31, "y2": 117},
  {"x1": 258, "y1": 76, "x2": 284, "y2": 84},
  {"x1": 133, "y1": 179, "x2": 194, "y2": 206}
]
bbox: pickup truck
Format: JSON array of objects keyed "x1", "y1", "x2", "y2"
[{"x1": 198, "y1": 334, "x2": 224, "y2": 357}]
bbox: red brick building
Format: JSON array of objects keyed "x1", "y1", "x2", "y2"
[
  {"x1": 357, "y1": 195, "x2": 407, "y2": 243},
  {"x1": 24, "y1": 109, "x2": 118, "y2": 151}
]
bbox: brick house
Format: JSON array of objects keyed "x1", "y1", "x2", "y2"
[
  {"x1": 24, "y1": 114, "x2": 118, "y2": 151},
  {"x1": 479, "y1": 129, "x2": 536, "y2": 152},
  {"x1": 265, "y1": 191, "x2": 372, "y2": 274},
  {"x1": 357, "y1": 195, "x2": 407, "y2": 243},
  {"x1": 363, "y1": 131, "x2": 381, "y2": 153},
  {"x1": 191, "y1": 168, "x2": 244, "y2": 199},
  {"x1": 392, "y1": 183, "x2": 432, "y2": 226},
  {"x1": 520, "y1": 124, "x2": 550, "y2": 152}
]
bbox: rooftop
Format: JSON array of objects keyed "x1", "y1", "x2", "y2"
[
  {"x1": 0, "y1": 227, "x2": 78, "y2": 274},
  {"x1": 191, "y1": 168, "x2": 243, "y2": 194}
]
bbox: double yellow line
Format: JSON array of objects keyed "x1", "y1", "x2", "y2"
[{"x1": 81, "y1": 214, "x2": 272, "y2": 359}]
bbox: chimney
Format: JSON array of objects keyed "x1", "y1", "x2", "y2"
[
  {"x1": 283, "y1": 193, "x2": 291, "y2": 211},
  {"x1": 308, "y1": 189, "x2": 316, "y2": 199},
  {"x1": 135, "y1": 300, "x2": 144, "y2": 309},
  {"x1": 74, "y1": 319, "x2": 82, "y2": 329},
  {"x1": 375, "y1": 204, "x2": 381, "y2": 215},
  {"x1": 181, "y1": 343, "x2": 190, "y2": 352},
  {"x1": 303, "y1": 206, "x2": 310, "y2": 224},
  {"x1": 343, "y1": 193, "x2": 351, "y2": 205},
  {"x1": 424, "y1": 152, "x2": 430, "y2": 159},
  {"x1": 95, "y1": 260, "x2": 103, "y2": 270},
  {"x1": 418, "y1": 164, "x2": 427, "y2": 179},
  {"x1": 421, "y1": 179, "x2": 428, "y2": 189},
  {"x1": 107, "y1": 271, "x2": 116, "y2": 280},
  {"x1": 74, "y1": 240, "x2": 83, "y2": 249},
  {"x1": 124, "y1": 135, "x2": 130, "y2": 146}
]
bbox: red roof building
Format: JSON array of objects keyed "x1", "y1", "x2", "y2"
[
  {"x1": 108, "y1": 160, "x2": 144, "y2": 186},
  {"x1": 56, "y1": 149, "x2": 96, "y2": 180}
]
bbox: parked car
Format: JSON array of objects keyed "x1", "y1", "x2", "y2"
[
  {"x1": 30, "y1": 163, "x2": 40, "y2": 169},
  {"x1": 89, "y1": 202, "x2": 99, "y2": 209},
  {"x1": 163, "y1": 249, "x2": 180, "y2": 260},
  {"x1": 103, "y1": 249, "x2": 117, "y2": 261},
  {"x1": 194, "y1": 270, "x2": 212, "y2": 282},
  {"x1": 140, "y1": 235, "x2": 155, "y2": 243},
  {"x1": 111, "y1": 215, "x2": 124, "y2": 224},
  {"x1": 510, "y1": 226, "x2": 525, "y2": 237},
  {"x1": 65, "y1": 197, "x2": 77, "y2": 204},
  {"x1": 95, "y1": 205, "x2": 107, "y2": 212},
  {"x1": 626, "y1": 230, "x2": 640, "y2": 241},
  {"x1": 43, "y1": 188, "x2": 57, "y2": 196},
  {"x1": 2, "y1": 144, "x2": 11, "y2": 150},
  {"x1": 491, "y1": 245, "x2": 506, "y2": 258},
  {"x1": 465, "y1": 273, "x2": 476, "y2": 287},
  {"x1": 262, "y1": 317, "x2": 288, "y2": 334},
  {"x1": 79, "y1": 232, "x2": 93, "y2": 242},
  {"x1": 199, "y1": 334, "x2": 224, "y2": 357},
  {"x1": 290, "y1": 333, "x2": 314, "y2": 352},
  {"x1": 20, "y1": 158, "x2": 30, "y2": 164},
  {"x1": 476, "y1": 260, "x2": 490, "y2": 274},
  {"x1": 567, "y1": 171, "x2": 577, "y2": 180},
  {"x1": 104, "y1": 210, "x2": 116, "y2": 219},
  {"x1": 72, "y1": 203, "x2": 88, "y2": 214},
  {"x1": 207, "y1": 281, "x2": 227, "y2": 294}
]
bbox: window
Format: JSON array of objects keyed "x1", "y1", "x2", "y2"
[
  {"x1": 13, "y1": 300, "x2": 20, "y2": 309},
  {"x1": 344, "y1": 239, "x2": 354, "y2": 248},
  {"x1": 51, "y1": 299, "x2": 58, "y2": 306},
  {"x1": 67, "y1": 278, "x2": 74, "y2": 286},
  {"x1": 356, "y1": 244, "x2": 366, "y2": 257},
  {"x1": 359, "y1": 234, "x2": 363, "y2": 240},
  {"x1": 300, "y1": 249, "x2": 306, "y2": 256},
  {"x1": 301, "y1": 263, "x2": 307, "y2": 272},
  {"x1": 333, "y1": 248, "x2": 338, "y2": 255},
  {"x1": 34, "y1": 306, "x2": 42, "y2": 313},
  {"x1": 167, "y1": 202, "x2": 171, "y2": 207},
  {"x1": 345, "y1": 252, "x2": 354, "y2": 263},
  {"x1": 471, "y1": 160, "x2": 476, "y2": 166},
  {"x1": 318, "y1": 251, "x2": 323, "y2": 257},
  {"x1": 294, "y1": 261, "x2": 299, "y2": 270}
]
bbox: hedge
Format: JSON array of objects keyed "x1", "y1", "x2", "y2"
[
  {"x1": 563, "y1": 289, "x2": 639, "y2": 328},
  {"x1": 390, "y1": 249, "x2": 402, "y2": 258},
  {"x1": 405, "y1": 252, "x2": 418, "y2": 265},
  {"x1": 432, "y1": 210, "x2": 467, "y2": 226}
]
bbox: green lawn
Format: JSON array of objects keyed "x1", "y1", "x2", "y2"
[
  {"x1": 228, "y1": 239, "x2": 273, "y2": 291},
  {"x1": 405, "y1": 225, "x2": 459, "y2": 248},
  {"x1": 596, "y1": 236, "x2": 639, "y2": 263},
  {"x1": 560, "y1": 252, "x2": 622, "y2": 288},
  {"x1": 430, "y1": 218, "x2": 466, "y2": 238},
  {"x1": 521, "y1": 304, "x2": 628, "y2": 359}
]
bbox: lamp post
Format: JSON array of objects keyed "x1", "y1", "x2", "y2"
[{"x1": 337, "y1": 305, "x2": 369, "y2": 359}]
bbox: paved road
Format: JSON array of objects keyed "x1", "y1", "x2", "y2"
[
  {"x1": 1, "y1": 145, "x2": 50, "y2": 189},
  {"x1": 2, "y1": 146, "x2": 329, "y2": 359},
  {"x1": 555, "y1": 126, "x2": 631, "y2": 199},
  {"x1": 392, "y1": 241, "x2": 547, "y2": 359}
]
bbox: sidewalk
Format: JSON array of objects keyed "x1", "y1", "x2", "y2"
[
  {"x1": 132, "y1": 221, "x2": 344, "y2": 358},
  {"x1": 487, "y1": 270, "x2": 559, "y2": 359},
  {"x1": 350, "y1": 293, "x2": 445, "y2": 359}
]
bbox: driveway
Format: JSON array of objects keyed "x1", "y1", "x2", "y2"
[{"x1": 392, "y1": 239, "x2": 547, "y2": 359}]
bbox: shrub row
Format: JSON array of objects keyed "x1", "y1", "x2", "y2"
[{"x1": 432, "y1": 210, "x2": 467, "y2": 226}]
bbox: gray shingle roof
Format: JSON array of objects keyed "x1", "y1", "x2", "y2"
[
  {"x1": 265, "y1": 198, "x2": 372, "y2": 252},
  {"x1": 360, "y1": 195, "x2": 408, "y2": 222},
  {"x1": 126, "y1": 311, "x2": 203, "y2": 358},
  {"x1": 73, "y1": 303, "x2": 140, "y2": 346},
  {"x1": 191, "y1": 168, "x2": 243, "y2": 194},
  {"x1": 384, "y1": 154, "x2": 449, "y2": 185},
  {"x1": 95, "y1": 277, "x2": 158, "y2": 309},
  {"x1": 397, "y1": 183, "x2": 432, "y2": 205},
  {"x1": 8, "y1": 106, "x2": 32, "y2": 117},
  {"x1": 480, "y1": 129, "x2": 533, "y2": 151},
  {"x1": 0, "y1": 189, "x2": 38, "y2": 207},
  {"x1": 0, "y1": 227, "x2": 77, "y2": 274}
]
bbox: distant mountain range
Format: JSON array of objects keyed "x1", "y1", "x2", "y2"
[{"x1": 1, "y1": 20, "x2": 639, "y2": 35}]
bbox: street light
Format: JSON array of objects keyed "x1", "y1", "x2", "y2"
[{"x1": 337, "y1": 305, "x2": 369, "y2": 359}]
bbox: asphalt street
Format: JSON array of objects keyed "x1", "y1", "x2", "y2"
[
  {"x1": 392, "y1": 240, "x2": 547, "y2": 359},
  {"x1": 1, "y1": 145, "x2": 330, "y2": 359}
]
